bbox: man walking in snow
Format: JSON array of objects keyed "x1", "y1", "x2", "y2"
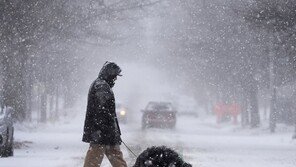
[{"x1": 82, "y1": 61, "x2": 127, "y2": 167}]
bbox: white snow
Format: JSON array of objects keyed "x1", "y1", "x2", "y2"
[{"x1": 1, "y1": 107, "x2": 296, "y2": 167}]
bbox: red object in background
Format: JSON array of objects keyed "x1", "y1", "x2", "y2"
[
  {"x1": 228, "y1": 103, "x2": 241, "y2": 124},
  {"x1": 213, "y1": 102, "x2": 241, "y2": 124},
  {"x1": 213, "y1": 102, "x2": 225, "y2": 124}
]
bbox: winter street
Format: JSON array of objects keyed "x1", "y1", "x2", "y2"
[
  {"x1": 1, "y1": 109, "x2": 295, "y2": 167},
  {"x1": 2, "y1": 1, "x2": 296, "y2": 167}
]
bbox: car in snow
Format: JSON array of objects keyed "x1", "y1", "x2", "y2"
[
  {"x1": 116, "y1": 103, "x2": 128, "y2": 124},
  {"x1": 0, "y1": 106, "x2": 14, "y2": 157},
  {"x1": 141, "y1": 101, "x2": 177, "y2": 129}
]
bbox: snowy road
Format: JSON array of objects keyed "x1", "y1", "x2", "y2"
[
  {"x1": 124, "y1": 117, "x2": 296, "y2": 167},
  {"x1": 1, "y1": 112, "x2": 296, "y2": 167}
]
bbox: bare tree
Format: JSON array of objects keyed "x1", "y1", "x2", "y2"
[
  {"x1": 0, "y1": 0, "x2": 163, "y2": 122},
  {"x1": 242, "y1": 0, "x2": 296, "y2": 132}
]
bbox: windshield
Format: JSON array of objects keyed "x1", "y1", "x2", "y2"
[{"x1": 146, "y1": 103, "x2": 173, "y2": 111}]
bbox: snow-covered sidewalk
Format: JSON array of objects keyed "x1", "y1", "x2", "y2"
[{"x1": 0, "y1": 114, "x2": 87, "y2": 167}]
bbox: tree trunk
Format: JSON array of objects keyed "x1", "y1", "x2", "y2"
[
  {"x1": 241, "y1": 92, "x2": 249, "y2": 127},
  {"x1": 263, "y1": 96, "x2": 268, "y2": 120},
  {"x1": 269, "y1": 88, "x2": 277, "y2": 133},
  {"x1": 40, "y1": 92, "x2": 47, "y2": 123},
  {"x1": 250, "y1": 87, "x2": 260, "y2": 128},
  {"x1": 49, "y1": 95, "x2": 54, "y2": 120},
  {"x1": 40, "y1": 76, "x2": 47, "y2": 123},
  {"x1": 2, "y1": 53, "x2": 27, "y2": 122},
  {"x1": 55, "y1": 85, "x2": 59, "y2": 120},
  {"x1": 26, "y1": 84, "x2": 32, "y2": 122},
  {"x1": 25, "y1": 58, "x2": 33, "y2": 121},
  {"x1": 292, "y1": 107, "x2": 296, "y2": 139}
]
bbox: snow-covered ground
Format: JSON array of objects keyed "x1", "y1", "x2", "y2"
[{"x1": 1, "y1": 108, "x2": 296, "y2": 167}]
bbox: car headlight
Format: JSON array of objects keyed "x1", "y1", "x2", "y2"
[{"x1": 120, "y1": 110, "x2": 126, "y2": 116}]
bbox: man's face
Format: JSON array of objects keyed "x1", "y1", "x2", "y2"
[{"x1": 106, "y1": 75, "x2": 117, "y2": 88}]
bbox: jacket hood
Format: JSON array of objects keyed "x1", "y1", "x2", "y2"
[{"x1": 98, "y1": 62, "x2": 122, "y2": 87}]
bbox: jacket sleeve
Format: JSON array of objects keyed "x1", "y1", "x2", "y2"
[
  {"x1": 94, "y1": 82, "x2": 113, "y2": 106},
  {"x1": 92, "y1": 83, "x2": 116, "y2": 137}
]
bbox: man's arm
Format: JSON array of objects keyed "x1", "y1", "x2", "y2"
[
  {"x1": 94, "y1": 81, "x2": 113, "y2": 106},
  {"x1": 93, "y1": 82, "x2": 115, "y2": 131}
]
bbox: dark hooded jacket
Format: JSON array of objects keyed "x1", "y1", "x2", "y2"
[{"x1": 82, "y1": 62, "x2": 122, "y2": 145}]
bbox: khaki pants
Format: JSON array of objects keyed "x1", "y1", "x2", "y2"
[{"x1": 83, "y1": 144, "x2": 127, "y2": 167}]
